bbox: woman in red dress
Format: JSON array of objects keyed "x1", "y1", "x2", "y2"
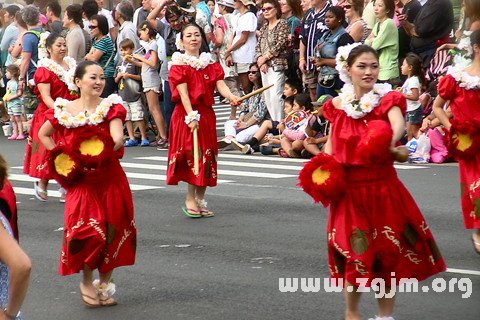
[
  {"x1": 167, "y1": 23, "x2": 239, "y2": 218},
  {"x1": 433, "y1": 29, "x2": 480, "y2": 254},
  {"x1": 23, "y1": 33, "x2": 78, "y2": 202},
  {"x1": 37, "y1": 61, "x2": 136, "y2": 307},
  {"x1": 319, "y1": 45, "x2": 445, "y2": 320}
]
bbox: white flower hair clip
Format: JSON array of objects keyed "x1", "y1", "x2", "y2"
[
  {"x1": 38, "y1": 31, "x2": 51, "y2": 60},
  {"x1": 335, "y1": 42, "x2": 362, "y2": 84},
  {"x1": 175, "y1": 33, "x2": 185, "y2": 51}
]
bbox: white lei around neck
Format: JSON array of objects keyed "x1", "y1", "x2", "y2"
[
  {"x1": 339, "y1": 83, "x2": 392, "y2": 119},
  {"x1": 168, "y1": 52, "x2": 212, "y2": 70},
  {"x1": 447, "y1": 65, "x2": 480, "y2": 90},
  {"x1": 53, "y1": 94, "x2": 123, "y2": 128},
  {"x1": 38, "y1": 56, "x2": 78, "y2": 92}
]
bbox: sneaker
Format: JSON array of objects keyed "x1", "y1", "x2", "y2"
[
  {"x1": 156, "y1": 138, "x2": 169, "y2": 150},
  {"x1": 124, "y1": 139, "x2": 138, "y2": 147},
  {"x1": 300, "y1": 149, "x2": 313, "y2": 159},
  {"x1": 7, "y1": 134, "x2": 18, "y2": 140},
  {"x1": 140, "y1": 139, "x2": 150, "y2": 147},
  {"x1": 231, "y1": 139, "x2": 250, "y2": 153},
  {"x1": 16, "y1": 134, "x2": 26, "y2": 140},
  {"x1": 217, "y1": 138, "x2": 231, "y2": 149},
  {"x1": 241, "y1": 144, "x2": 254, "y2": 154}
]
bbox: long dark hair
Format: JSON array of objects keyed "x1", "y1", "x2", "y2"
[{"x1": 404, "y1": 53, "x2": 426, "y2": 89}]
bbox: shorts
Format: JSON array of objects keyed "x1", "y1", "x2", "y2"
[
  {"x1": 123, "y1": 99, "x2": 145, "y2": 122},
  {"x1": 7, "y1": 103, "x2": 22, "y2": 116},
  {"x1": 143, "y1": 84, "x2": 162, "y2": 94},
  {"x1": 235, "y1": 63, "x2": 251, "y2": 74},
  {"x1": 303, "y1": 70, "x2": 319, "y2": 90},
  {"x1": 406, "y1": 107, "x2": 423, "y2": 125}
]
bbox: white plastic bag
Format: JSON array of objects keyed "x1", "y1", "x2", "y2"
[{"x1": 406, "y1": 134, "x2": 431, "y2": 163}]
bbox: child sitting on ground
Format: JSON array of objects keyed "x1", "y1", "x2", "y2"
[
  {"x1": 115, "y1": 38, "x2": 149, "y2": 147},
  {"x1": 279, "y1": 93, "x2": 313, "y2": 158},
  {"x1": 3, "y1": 65, "x2": 25, "y2": 140},
  {"x1": 302, "y1": 95, "x2": 332, "y2": 157},
  {"x1": 241, "y1": 78, "x2": 303, "y2": 154}
]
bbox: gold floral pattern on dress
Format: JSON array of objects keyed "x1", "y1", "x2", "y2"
[
  {"x1": 353, "y1": 259, "x2": 368, "y2": 276},
  {"x1": 350, "y1": 228, "x2": 369, "y2": 255},
  {"x1": 329, "y1": 229, "x2": 351, "y2": 258}
]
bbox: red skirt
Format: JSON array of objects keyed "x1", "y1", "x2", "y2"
[
  {"x1": 59, "y1": 160, "x2": 136, "y2": 275},
  {"x1": 327, "y1": 165, "x2": 446, "y2": 286},
  {"x1": 23, "y1": 104, "x2": 64, "y2": 179},
  {"x1": 458, "y1": 155, "x2": 480, "y2": 229},
  {"x1": 166, "y1": 103, "x2": 218, "y2": 187}
]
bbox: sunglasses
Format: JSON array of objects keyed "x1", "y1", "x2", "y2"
[
  {"x1": 343, "y1": 4, "x2": 352, "y2": 9},
  {"x1": 262, "y1": 6, "x2": 274, "y2": 12},
  {"x1": 248, "y1": 70, "x2": 259, "y2": 74},
  {"x1": 88, "y1": 25, "x2": 98, "y2": 29}
]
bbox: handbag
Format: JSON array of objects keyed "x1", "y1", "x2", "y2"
[{"x1": 317, "y1": 74, "x2": 335, "y2": 88}]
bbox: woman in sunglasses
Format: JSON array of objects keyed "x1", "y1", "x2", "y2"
[
  {"x1": 344, "y1": 0, "x2": 370, "y2": 43},
  {"x1": 255, "y1": 0, "x2": 290, "y2": 122},
  {"x1": 85, "y1": 14, "x2": 116, "y2": 97}
]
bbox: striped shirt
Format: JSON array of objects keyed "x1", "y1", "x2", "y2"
[
  {"x1": 92, "y1": 36, "x2": 115, "y2": 77},
  {"x1": 300, "y1": 2, "x2": 331, "y2": 71}
]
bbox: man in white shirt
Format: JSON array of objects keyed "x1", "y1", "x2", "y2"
[
  {"x1": 133, "y1": 0, "x2": 152, "y2": 28},
  {"x1": 96, "y1": 0, "x2": 117, "y2": 41}
]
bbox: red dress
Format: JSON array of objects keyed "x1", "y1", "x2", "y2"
[
  {"x1": 323, "y1": 92, "x2": 446, "y2": 286},
  {"x1": 23, "y1": 67, "x2": 78, "y2": 179},
  {"x1": 45, "y1": 101, "x2": 136, "y2": 275},
  {"x1": 438, "y1": 74, "x2": 480, "y2": 229},
  {"x1": 167, "y1": 63, "x2": 224, "y2": 187}
]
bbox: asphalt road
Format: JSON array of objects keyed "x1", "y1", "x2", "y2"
[{"x1": 1, "y1": 121, "x2": 479, "y2": 319}]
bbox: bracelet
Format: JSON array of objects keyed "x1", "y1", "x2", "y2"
[
  {"x1": 299, "y1": 57, "x2": 306, "y2": 61},
  {"x1": 184, "y1": 110, "x2": 200, "y2": 124}
]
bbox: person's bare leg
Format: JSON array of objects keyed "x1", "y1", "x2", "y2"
[
  {"x1": 98, "y1": 270, "x2": 116, "y2": 305},
  {"x1": 125, "y1": 121, "x2": 135, "y2": 140},
  {"x1": 344, "y1": 282, "x2": 362, "y2": 320},
  {"x1": 146, "y1": 91, "x2": 167, "y2": 140},
  {"x1": 376, "y1": 287, "x2": 395, "y2": 318},
  {"x1": 80, "y1": 265, "x2": 100, "y2": 306},
  {"x1": 186, "y1": 184, "x2": 199, "y2": 212},
  {"x1": 137, "y1": 120, "x2": 148, "y2": 141},
  {"x1": 303, "y1": 139, "x2": 321, "y2": 155}
]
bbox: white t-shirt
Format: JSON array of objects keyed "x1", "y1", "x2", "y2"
[
  {"x1": 99, "y1": 8, "x2": 115, "y2": 30},
  {"x1": 402, "y1": 76, "x2": 421, "y2": 112},
  {"x1": 231, "y1": 11, "x2": 257, "y2": 64}
]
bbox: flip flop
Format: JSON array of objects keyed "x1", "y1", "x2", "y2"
[
  {"x1": 181, "y1": 207, "x2": 202, "y2": 218},
  {"x1": 33, "y1": 181, "x2": 48, "y2": 202},
  {"x1": 79, "y1": 283, "x2": 101, "y2": 308}
]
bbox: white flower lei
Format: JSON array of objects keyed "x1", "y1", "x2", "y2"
[
  {"x1": 168, "y1": 52, "x2": 213, "y2": 70},
  {"x1": 335, "y1": 42, "x2": 362, "y2": 84},
  {"x1": 38, "y1": 56, "x2": 78, "y2": 92},
  {"x1": 53, "y1": 94, "x2": 123, "y2": 128},
  {"x1": 339, "y1": 83, "x2": 392, "y2": 119},
  {"x1": 447, "y1": 64, "x2": 480, "y2": 90}
]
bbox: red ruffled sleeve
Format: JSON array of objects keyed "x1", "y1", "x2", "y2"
[
  {"x1": 437, "y1": 75, "x2": 457, "y2": 101},
  {"x1": 212, "y1": 62, "x2": 225, "y2": 82},
  {"x1": 33, "y1": 67, "x2": 53, "y2": 85},
  {"x1": 374, "y1": 91, "x2": 407, "y2": 117},
  {"x1": 106, "y1": 104, "x2": 127, "y2": 123},
  {"x1": 323, "y1": 99, "x2": 341, "y2": 123},
  {"x1": 168, "y1": 65, "x2": 186, "y2": 101}
]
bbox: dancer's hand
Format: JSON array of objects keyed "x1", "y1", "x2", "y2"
[
  {"x1": 188, "y1": 120, "x2": 199, "y2": 132},
  {"x1": 229, "y1": 95, "x2": 241, "y2": 106}
]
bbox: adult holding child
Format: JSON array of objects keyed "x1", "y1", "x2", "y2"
[
  {"x1": 38, "y1": 61, "x2": 136, "y2": 307},
  {"x1": 433, "y1": 29, "x2": 480, "y2": 254},
  {"x1": 255, "y1": 0, "x2": 290, "y2": 122},
  {"x1": 23, "y1": 33, "x2": 77, "y2": 202},
  {"x1": 167, "y1": 23, "x2": 240, "y2": 218},
  {"x1": 300, "y1": 44, "x2": 445, "y2": 319}
]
